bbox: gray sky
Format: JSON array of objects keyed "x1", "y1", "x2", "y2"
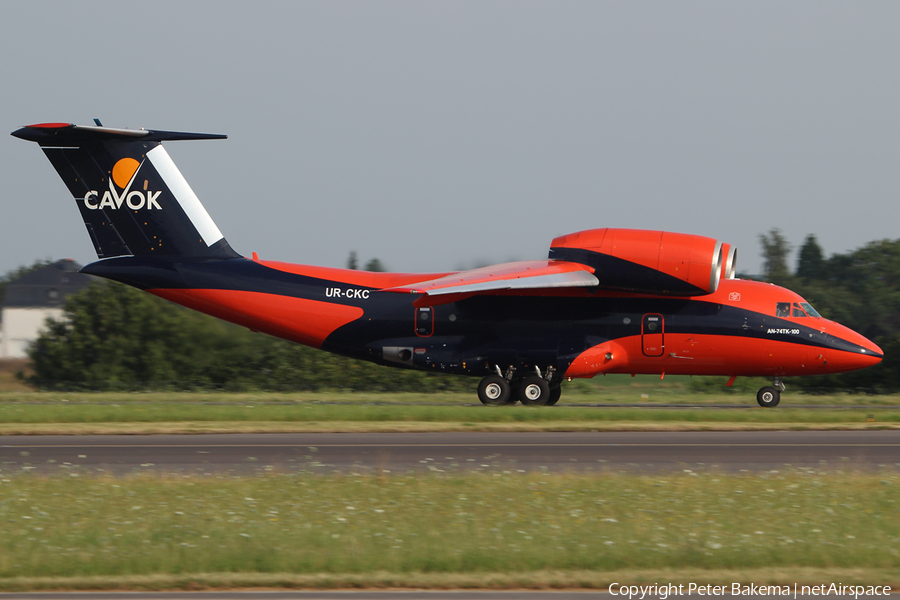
[{"x1": 2, "y1": 1, "x2": 898, "y2": 278}]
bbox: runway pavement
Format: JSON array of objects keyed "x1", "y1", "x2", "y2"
[
  {"x1": 0, "y1": 592, "x2": 882, "y2": 600},
  {"x1": 1, "y1": 430, "x2": 898, "y2": 475}
]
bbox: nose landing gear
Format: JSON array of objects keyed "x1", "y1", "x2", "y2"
[{"x1": 756, "y1": 377, "x2": 785, "y2": 408}]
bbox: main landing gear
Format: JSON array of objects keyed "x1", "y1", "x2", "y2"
[
  {"x1": 756, "y1": 377, "x2": 785, "y2": 408},
  {"x1": 477, "y1": 375, "x2": 512, "y2": 405},
  {"x1": 477, "y1": 367, "x2": 561, "y2": 406}
]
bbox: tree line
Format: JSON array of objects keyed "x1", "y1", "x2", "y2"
[{"x1": 757, "y1": 229, "x2": 900, "y2": 392}]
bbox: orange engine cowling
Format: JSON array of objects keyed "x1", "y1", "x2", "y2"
[{"x1": 549, "y1": 228, "x2": 730, "y2": 296}]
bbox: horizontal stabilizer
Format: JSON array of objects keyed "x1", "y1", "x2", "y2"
[
  {"x1": 382, "y1": 260, "x2": 599, "y2": 296},
  {"x1": 11, "y1": 123, "x2": 226, "y2": 145}
]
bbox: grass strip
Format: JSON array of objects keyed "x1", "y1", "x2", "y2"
[
  {"x1": 3, "y1": 386, "x2": 900, "y2": 406},
  {"x1": 0, "y1": 568, "x2": 898, "y2": 592},
  {"x1": 1, "y1": 402, "x2": 899, "y2": 434},
  {"x1": 1, "y1": 420, "x2": 899, "y2": 436},
  {"x1": 0, "y1": 471, "x2": 897, "y2": 584}
]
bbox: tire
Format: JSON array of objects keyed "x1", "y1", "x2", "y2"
[
  {"x1": 545, "y1": 385, "x2": 562, "y2": 406},
  {"x1": 757, "y1": 386, "x2": 781, "y2": 408},
  {"x1": 518, "y1": 375, "x2": 551, "y2": 406},
  {"x1": 478, "y1": 375, "x2": 511, "y2": 406}
]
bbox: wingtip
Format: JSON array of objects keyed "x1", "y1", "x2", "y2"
[{"x1": 11, "y1": 123, "x2": 73, "y2": 140}]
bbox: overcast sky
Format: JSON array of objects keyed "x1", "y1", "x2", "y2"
[{"x1": 2, "y1": 1, "x2": 898, "y2": 278}]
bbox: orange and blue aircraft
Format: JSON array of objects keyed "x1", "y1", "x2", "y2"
[{"x1": 12, "y1": 122, "x2": 883, "y2": 407}]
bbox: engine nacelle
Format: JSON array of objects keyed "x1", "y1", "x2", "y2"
[{"x1": 549, "y1": 228, "x2": 733, "y2": 296}]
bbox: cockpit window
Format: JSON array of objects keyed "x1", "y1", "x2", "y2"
[
  {"x1": 800, "y1": 302, "x2": 821, "y2": 318},
  {"x1": 777, "y1": 301, "x2": 821, "y2": 318}
]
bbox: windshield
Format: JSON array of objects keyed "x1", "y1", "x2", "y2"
[
  {"x1": 799, "y1": 302, "x2": 821, "y2": 318},
  {"x1": 776, "y1": 301, "x2": 822, "y2": 318}
]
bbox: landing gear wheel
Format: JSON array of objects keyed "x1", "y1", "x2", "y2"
[
  {"x1": 518, "y1": 375, "x2": 551, "y2": 406},
  {"x1": 757, "y1": 386, "x2": 781, "y2": 408},
  {"x1": 546, "y1": 385, "x2": 562, "y2": 406},
  {"x1": 478, "y1": 375, "x2": 511, "y2": 406}
]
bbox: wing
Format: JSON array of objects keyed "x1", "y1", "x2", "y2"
[{"x1": 381, "y1": 260, "x2": 598, "y2": 296}]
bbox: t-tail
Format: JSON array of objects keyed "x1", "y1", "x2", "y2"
[{"x1": 11, "y1": 122, "x2": 238, "y2": 260}]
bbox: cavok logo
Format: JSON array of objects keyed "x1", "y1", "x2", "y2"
[{"x1": 83, "y1": 158, "x2": 162, "y2": 211}]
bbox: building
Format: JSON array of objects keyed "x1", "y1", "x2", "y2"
[{"x1": 0, "y1": 259, "x2": 93, "y2": 359}]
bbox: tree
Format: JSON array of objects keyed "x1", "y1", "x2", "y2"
[
  {"x1": 347, "y1": 251, "x2": 387, "y2": 272},
  {"x1": 758, "y1": 228, "x2": 792, "y2": 283},
  {"x1": 788, "y1": 238, "x2": 900, "y2": 392},
  {"x1": 28, "y1": 280, "x2": 264, "y2": 389},
  {"x1": 28, "y1": 280, "x2": 472, "y2": 392},
  {"x1": 364, "y1": 258, "x2": 386, "y2": 272},
  {"x1": 796, "y1": 234, "x2": 825, "y2": 281}
]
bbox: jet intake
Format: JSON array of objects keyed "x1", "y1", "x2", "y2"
[{"x1": 722, "y1": 244, "x2": 737, "y2": 280}]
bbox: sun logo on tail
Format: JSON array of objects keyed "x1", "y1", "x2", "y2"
[
  {"x1": 82, "y1": 157, "x2": 162, "y2": 211},
  {"x1": 112, "y1": 158, "x2": 140, "y2": 189}
]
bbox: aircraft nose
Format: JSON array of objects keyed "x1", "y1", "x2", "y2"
[{"x1": 823, "y1": 322, "x2": 883, "y2": 373}]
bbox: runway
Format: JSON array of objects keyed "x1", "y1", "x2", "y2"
[
  {"x1": 0, "y1": 593, "x2": 879, "y2": 600},
  {"x1": 1, "y1": 430, "x2": 898, "y2": 475}
]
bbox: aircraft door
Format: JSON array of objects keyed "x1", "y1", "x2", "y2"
[
  {"x1": 415, "y1": 306, "x2": 434, "y2": 337},
  {"x1": 642, "y1": 313, "x2": 665, "y2": 357}
]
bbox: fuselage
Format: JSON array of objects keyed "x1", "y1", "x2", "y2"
[{"x1": 82, "y1": 255, "x2": 883, "y2": 381}]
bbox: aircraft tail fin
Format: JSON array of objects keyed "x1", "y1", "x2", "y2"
[{"x1": 11, "y1": 122, "x2": 239, "y2": 259}]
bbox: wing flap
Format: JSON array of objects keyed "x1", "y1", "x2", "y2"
[{"x1": 382, "y1": 260, "x2": 598, "y2": 296}]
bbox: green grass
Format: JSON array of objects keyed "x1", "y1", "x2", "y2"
[
  {"x1": 1, "y1": 388, "x2": 900, "y2": 434},
  {"x1": 0, "y1": 470, "x2": 897, "y2": 583},
  {"x1": 3, "y1": 373, "x2": 899, "y2": 405},
  {"x1": 0, "y1": 402, "x2": 899, "y2": 428}
]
